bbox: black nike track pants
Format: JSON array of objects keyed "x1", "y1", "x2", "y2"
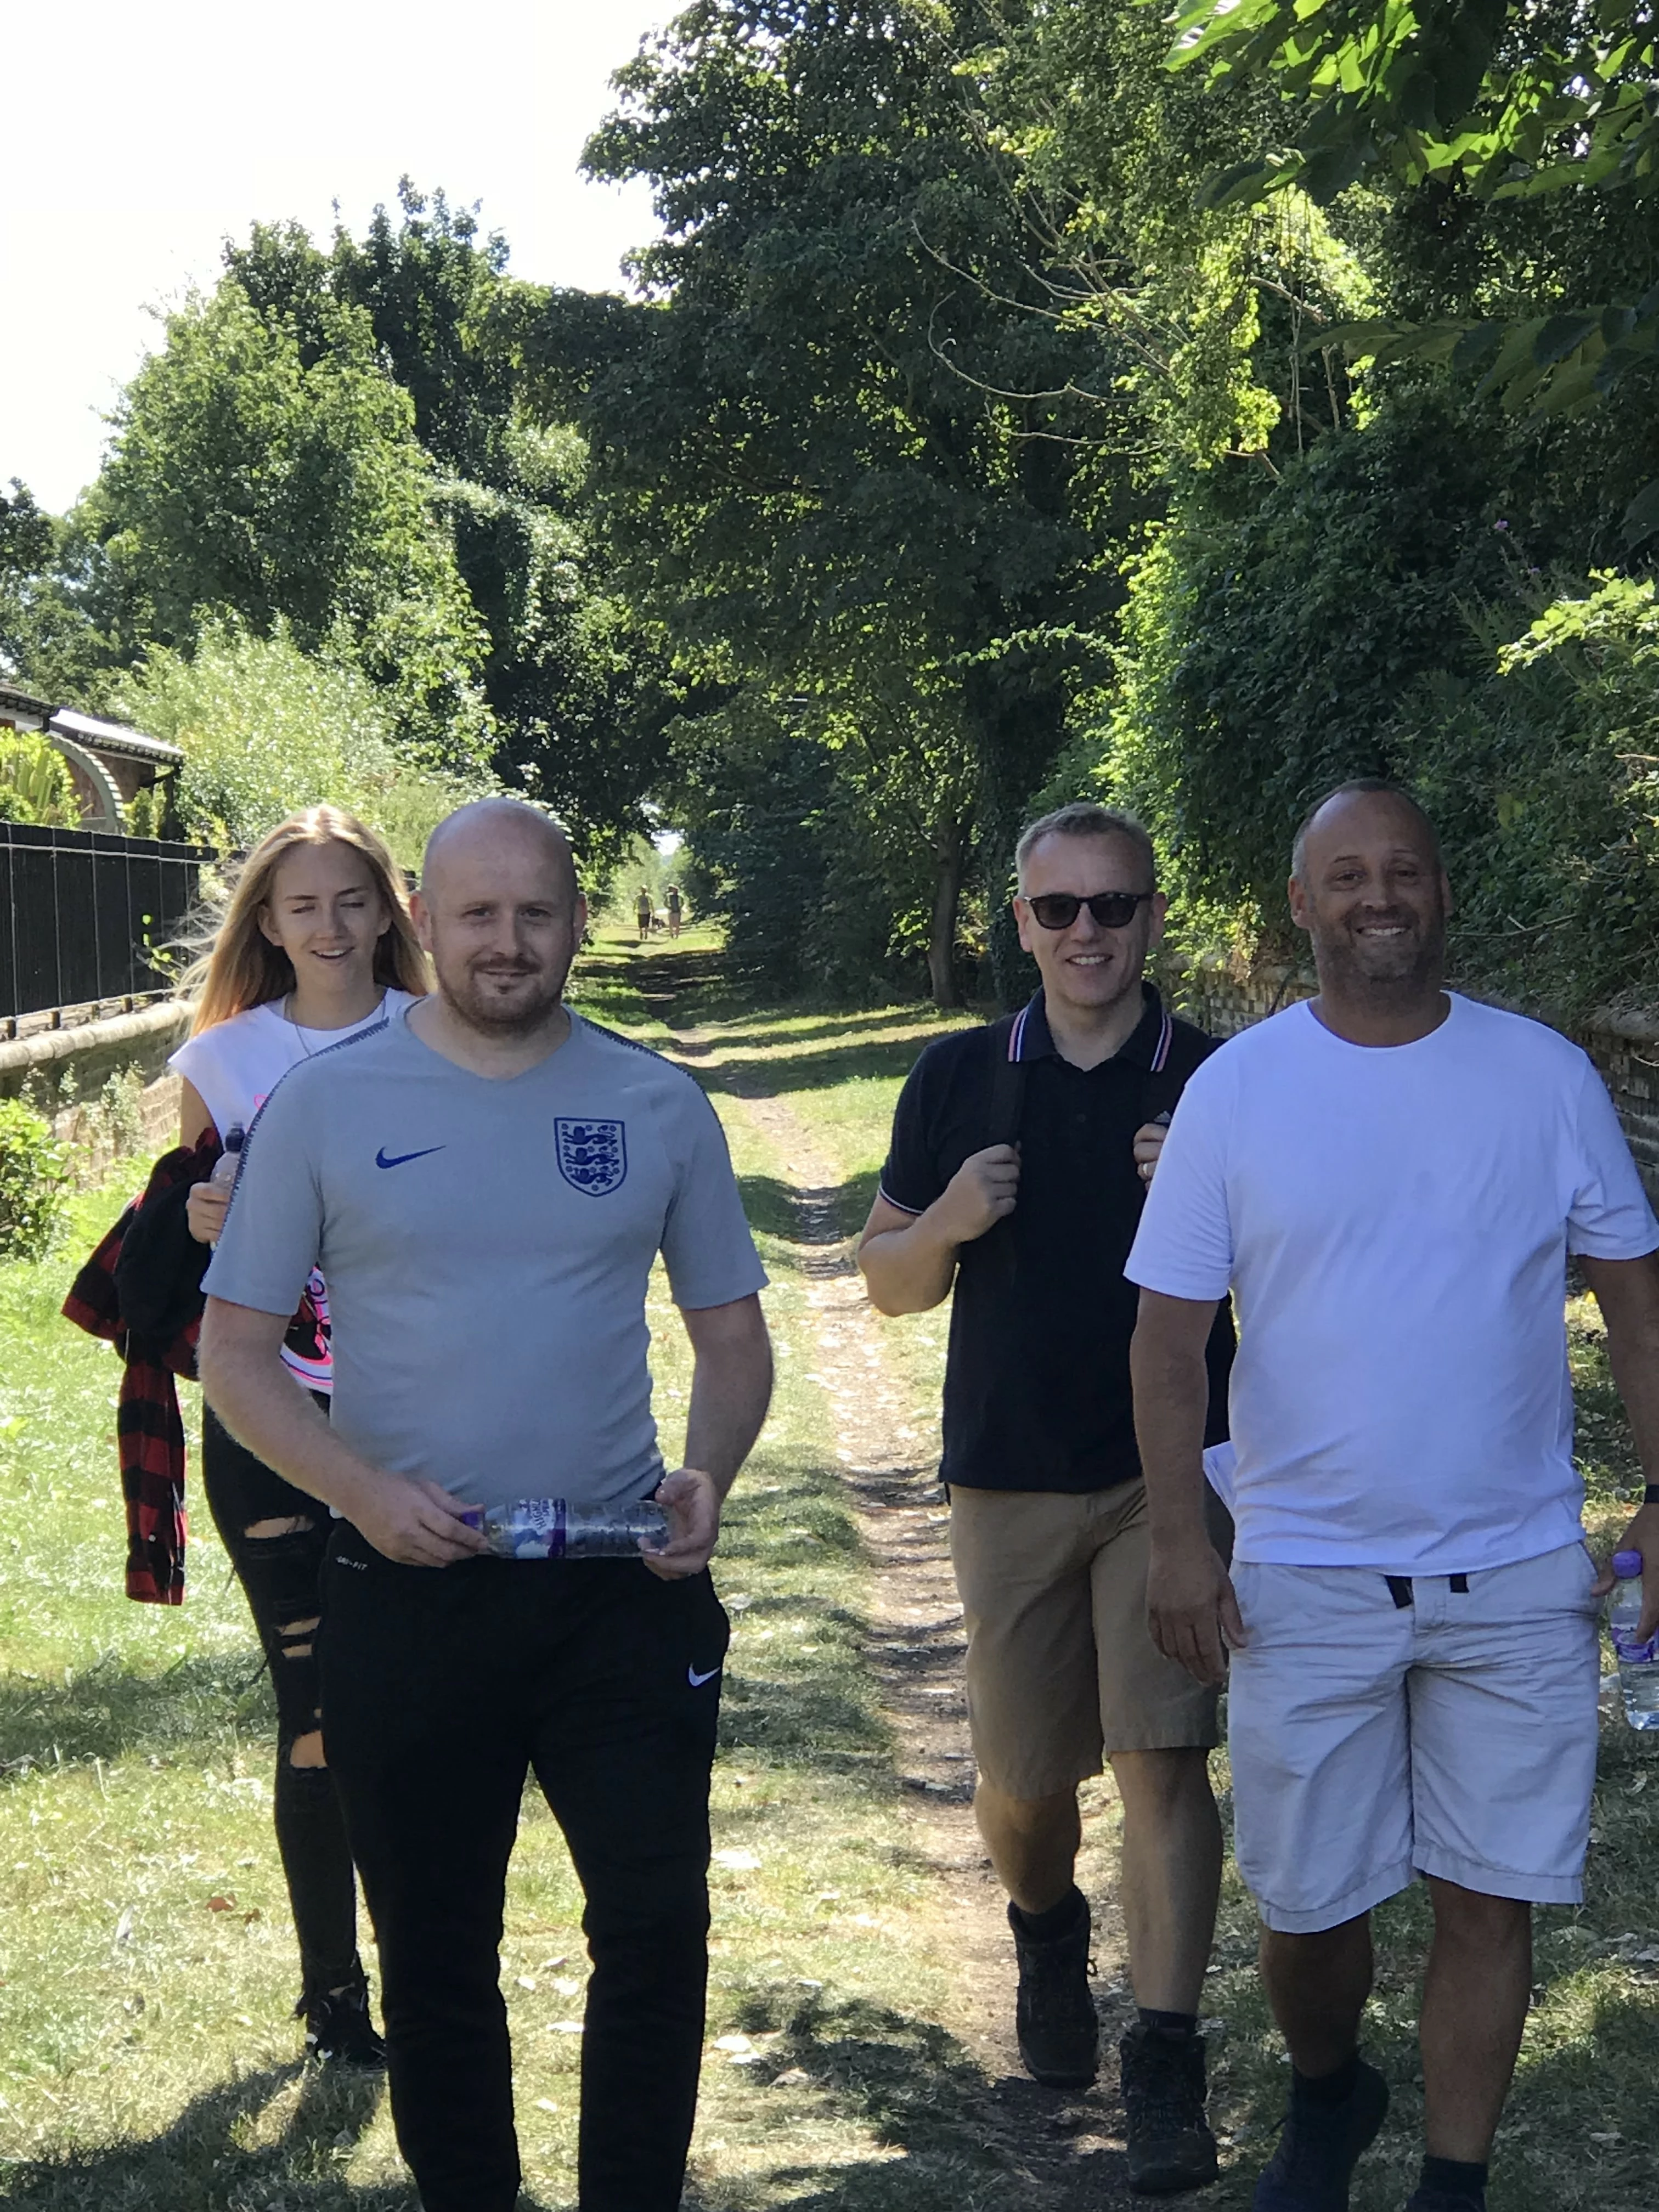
[{"x1": 319, "y1": 1524, "x2": 730, "y2": 2212}]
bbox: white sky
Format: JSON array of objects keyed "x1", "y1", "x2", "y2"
[{"x1": 2, "y1": 0, "x2": 670, "y2": 515}]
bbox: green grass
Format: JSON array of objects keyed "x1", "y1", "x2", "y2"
[{"x1": 2, "y1": 946, "x2": 1655, "y2": 2208}]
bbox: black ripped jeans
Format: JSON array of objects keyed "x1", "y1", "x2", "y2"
[
  {"x1": 319, "y1": 1521, "x2": 730, "y2": 2212},
  {"x1": 200, "y1": 1403, "x2": 362, "y2": 1998}
]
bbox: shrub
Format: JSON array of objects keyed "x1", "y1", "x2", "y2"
[
  {"x1": 94, "y1": 1068, "x2": 149, "y2": 1158},
  {"x1": 0, "y1": 1098, "x2": 70, "y2": 1260},
  {"x1": 0, "y1": 732, "x2": 76, "y2": 826},
  {"x1": 123, "y1": 779, "x2": 172, "y2": 839},
  {"x1": 117, "y1": 620, "x2": 491, "y2": 867}
]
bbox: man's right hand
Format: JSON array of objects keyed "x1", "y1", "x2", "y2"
[
  {"x1": 1147, "y1": 1537, "x2": 1246, "y2": 1686},
  {"x1": 352, "y1": 1474, "x2": 491, "y2": 1567},
  {"x1": 186, "y1": 1182, "x2": 229, "y2": 1245},
  {"x1": 932, "y1": 1144, "x2": 1020, "y2": 1244}
]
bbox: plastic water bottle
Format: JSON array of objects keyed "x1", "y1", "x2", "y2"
[
  {"x1": 1607, "y1": 1551, "x2": 1659, "y2": 1731},
  {"x1": 464, "y1": 1498, "x2": 670, "y2": 1561},
  {"x1": 207, "y1": 1125, "x2": 244, "y2": 1248}
]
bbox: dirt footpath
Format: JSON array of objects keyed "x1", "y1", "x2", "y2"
[{"x1": 713, "y1": 1075, "x2": 1151, "y2": 2205}]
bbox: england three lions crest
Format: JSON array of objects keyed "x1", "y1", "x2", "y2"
[{"x1": 555, "y1": 1118, "x2": 628, "y2": 1196}]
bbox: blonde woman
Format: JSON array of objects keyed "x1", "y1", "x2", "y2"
[{"x1": 170, "y1": 806, "x2": 426, "y2": 2066}]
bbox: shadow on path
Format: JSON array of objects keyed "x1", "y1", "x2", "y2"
[
  {"x1": 682, "y1": 1991, "x2": 1143, "y2": 2212},
  {"x1": 0, "y1": 2059, "x2": 462, "y2": 2212},
  {"x1": 0, "y1": 1648, "x2": 272, "y2": 1776}
]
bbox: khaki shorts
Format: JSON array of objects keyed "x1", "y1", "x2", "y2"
[
  {"x1": 949, "y1": 1481, "x2": 1220, "y2": 1799},
  {"x1": 1228, "y1": 1544, "x2": 1601, "y2": 1933}
]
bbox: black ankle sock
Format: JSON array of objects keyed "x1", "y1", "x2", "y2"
[
  {"x1": 1011, "y1": 1886, "x2": 1084, "y2": 1942},
  {"x1": 1137, "y1": 2007, "x2": 1198, "y2": 2040},
  {"x1": 1419, "y1": 2156, "x2": 1487, "y2": 2205},
  {"x1": 1292, "y1": 2052, "x2": 1359, "y2": 2108}
]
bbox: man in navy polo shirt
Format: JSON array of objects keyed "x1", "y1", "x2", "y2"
[{"x1": 859, "y1": 802, "x2": 1232, "y2": 2193}]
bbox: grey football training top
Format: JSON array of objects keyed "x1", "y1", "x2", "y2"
[{"x1": 204, "y1": 1006, "x2": 767, "y2": 1512}]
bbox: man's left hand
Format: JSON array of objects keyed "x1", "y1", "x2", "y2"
[
  {"x1": 646, "y1": 1466, "x2": 723, "y2": 1580},
  {"x1": 1592, "y1": 1499, "x2": 1659, "y2": 1642},
  {"x1": 1133, "y1": 1121, "x2": 1168, "y2": 1185}
]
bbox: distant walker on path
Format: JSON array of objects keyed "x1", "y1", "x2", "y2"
[
  {"x1": 1128, "y1": 780, "x2": 1659, "y2": 2212},
  {"x1": 860, "y1": 801, "x2": 1236, "y2": 2194},
  {"x1": 199, "y1": 800, "x2": 774, "y2": 2212}
]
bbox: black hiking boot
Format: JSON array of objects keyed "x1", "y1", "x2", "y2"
[
  {"x1": 298, "y1": 1966, "x2": 387, "y2": 2069},
  {"x1": 1009, "y1": 1889, "x2": 1098, "y2": 2089},
  {"x1": 1120, "y1": 2022, "x2": 1219, "y2": 2194},
  {"x1": 1252, "y1": 2057, "x2": 1389, "y2": 2212}
]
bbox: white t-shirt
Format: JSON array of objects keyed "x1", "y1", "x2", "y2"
[
  {"x1": 171, "y1": 991, "x2": 417, "y2": 1391},
  {"x1": 1126, "y1": 994, "x2": 1659, "y2": 1575}
]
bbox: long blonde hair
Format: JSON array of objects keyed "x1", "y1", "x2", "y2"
[{"x1": 184, "y1": 806, "x2": 428, "y2": 1035}]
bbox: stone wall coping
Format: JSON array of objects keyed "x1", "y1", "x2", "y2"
[{"x1": 0, "y1": 998, "x2": 189, "y2": 1080}]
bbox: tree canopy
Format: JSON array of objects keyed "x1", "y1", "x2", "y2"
[{"x1": 3, "y1": 2, "x2": 1655, "y2": 1015}]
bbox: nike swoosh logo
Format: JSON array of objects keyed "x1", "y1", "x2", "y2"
[
  {"x1": 687, "y1": 1663, "x2": 722, "y2": 1688},
  {"x1": 376, "y1": 1145, "x2": 446, "y2": 1170}
]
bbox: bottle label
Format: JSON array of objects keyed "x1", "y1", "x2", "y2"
[
  {"x1": 481, "y1": 1498, "x2": 564, "y2": 1560},
  {"x1": 1612, "y1": 1624, "x2": 1659, "y2": 1665}
]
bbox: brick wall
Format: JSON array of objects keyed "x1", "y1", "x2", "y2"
[
  {"x1": 0, "y1": 998, "x2": 188, "y2": 1187},
  {"x1": 53, "y1": 1072, "x2": 182, "y2": 1186},
  {"x1": 1163, "y1": 956, "x2": 1659, "y2": 1203},
  {"x1": 1571, "y1": 1022, "x2": 1659, "y2": 1197}
]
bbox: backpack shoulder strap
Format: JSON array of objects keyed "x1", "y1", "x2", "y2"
[
  {"x1": 1138, "y1": 1011, "x2": 1217, "y2": 1127},
  {"x1": 985, "y1": 1013, "x2": 1026, "y2": 1149}
]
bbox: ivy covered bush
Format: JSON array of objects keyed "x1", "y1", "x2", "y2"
[
  {"x1": 1403, "y1": 573, "x2": 1659, "y2": 1019},
  {"x1": 1069, "y1": 393, "x2": 1659, "y2": 1023}
]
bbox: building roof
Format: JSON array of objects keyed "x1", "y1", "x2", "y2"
[
  {"x1": 48, "y1": 708, "x2": 184, "y2": 766},
  {"x1": 0, "y1": 681, "x2": 55, "y2": 723}
]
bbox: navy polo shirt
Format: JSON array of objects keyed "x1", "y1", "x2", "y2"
[{"x1": 878, "y1": 985, "x2": 1233, "y2": 1494}]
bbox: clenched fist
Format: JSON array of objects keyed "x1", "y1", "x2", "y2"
[{"x1": 932, "y1": 1144, "x2": 1020, "y2": 1245}]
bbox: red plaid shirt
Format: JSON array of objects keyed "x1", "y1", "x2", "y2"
[{"x1": 62, "y1": 1132, "x2": 220, "y2": 1605}]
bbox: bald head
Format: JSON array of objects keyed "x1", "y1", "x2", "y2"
[
  {"x1": 422, "y1": 799, "x2": 579, "y2": 915},
  {"x1": 414, "y1": 800, "x2": 586, "y2": 1040},
  {"x1": 1291, "y1": 780, "x2": 1440, "y2": 885}
]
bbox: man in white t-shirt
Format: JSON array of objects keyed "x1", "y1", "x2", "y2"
[{"x1": 1126, "y1": 782, "x2": 1659, "y2": 2212}]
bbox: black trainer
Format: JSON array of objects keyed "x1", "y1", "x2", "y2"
[
  {"x1": 1119, "y1": 2023, "x2": 1219, "y2": 2194},
  {"x1": 1252, "y1": 2057, "x2": 1389, "y2": 2212},
  {"x1": 298, "y1": 1968, "x2": 387, "y2": 2069},
  {"x1": 1008, "y1": 1891, "x2": 1098, "y2": 2089}
]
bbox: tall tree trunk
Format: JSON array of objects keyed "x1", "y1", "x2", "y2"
[
  {"x1": 967, "y1": 663, "x2": 1068, "y2": 1011},
  {"x1": 926, "y1": 821, "x2": 966, "y2": 1009}
]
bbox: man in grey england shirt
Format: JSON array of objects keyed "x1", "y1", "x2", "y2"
[{"x1": 200, "y1": 800, "x2": 774, "y2": 2212}]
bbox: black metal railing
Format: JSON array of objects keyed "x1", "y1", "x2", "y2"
[{"x1": 0, "y1": 822, "x2": 212, "y2": 1022}]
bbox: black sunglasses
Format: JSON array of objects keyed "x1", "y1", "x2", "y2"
[{"x1": 1025, "y1": 890, "x2": 1154, "y2": 931}]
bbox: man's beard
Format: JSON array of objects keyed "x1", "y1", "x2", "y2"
[
  {"x1": 441, "y1": 961, "x2": 566, "y2": 1036},
  {"x1": 1314, "y1": 906, "x2": 1447, "y2": 997}
]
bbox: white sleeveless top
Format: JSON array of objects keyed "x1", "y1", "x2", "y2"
[{"x1": 170, "y1": 991, "x2": 417, "y2": 1392}]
